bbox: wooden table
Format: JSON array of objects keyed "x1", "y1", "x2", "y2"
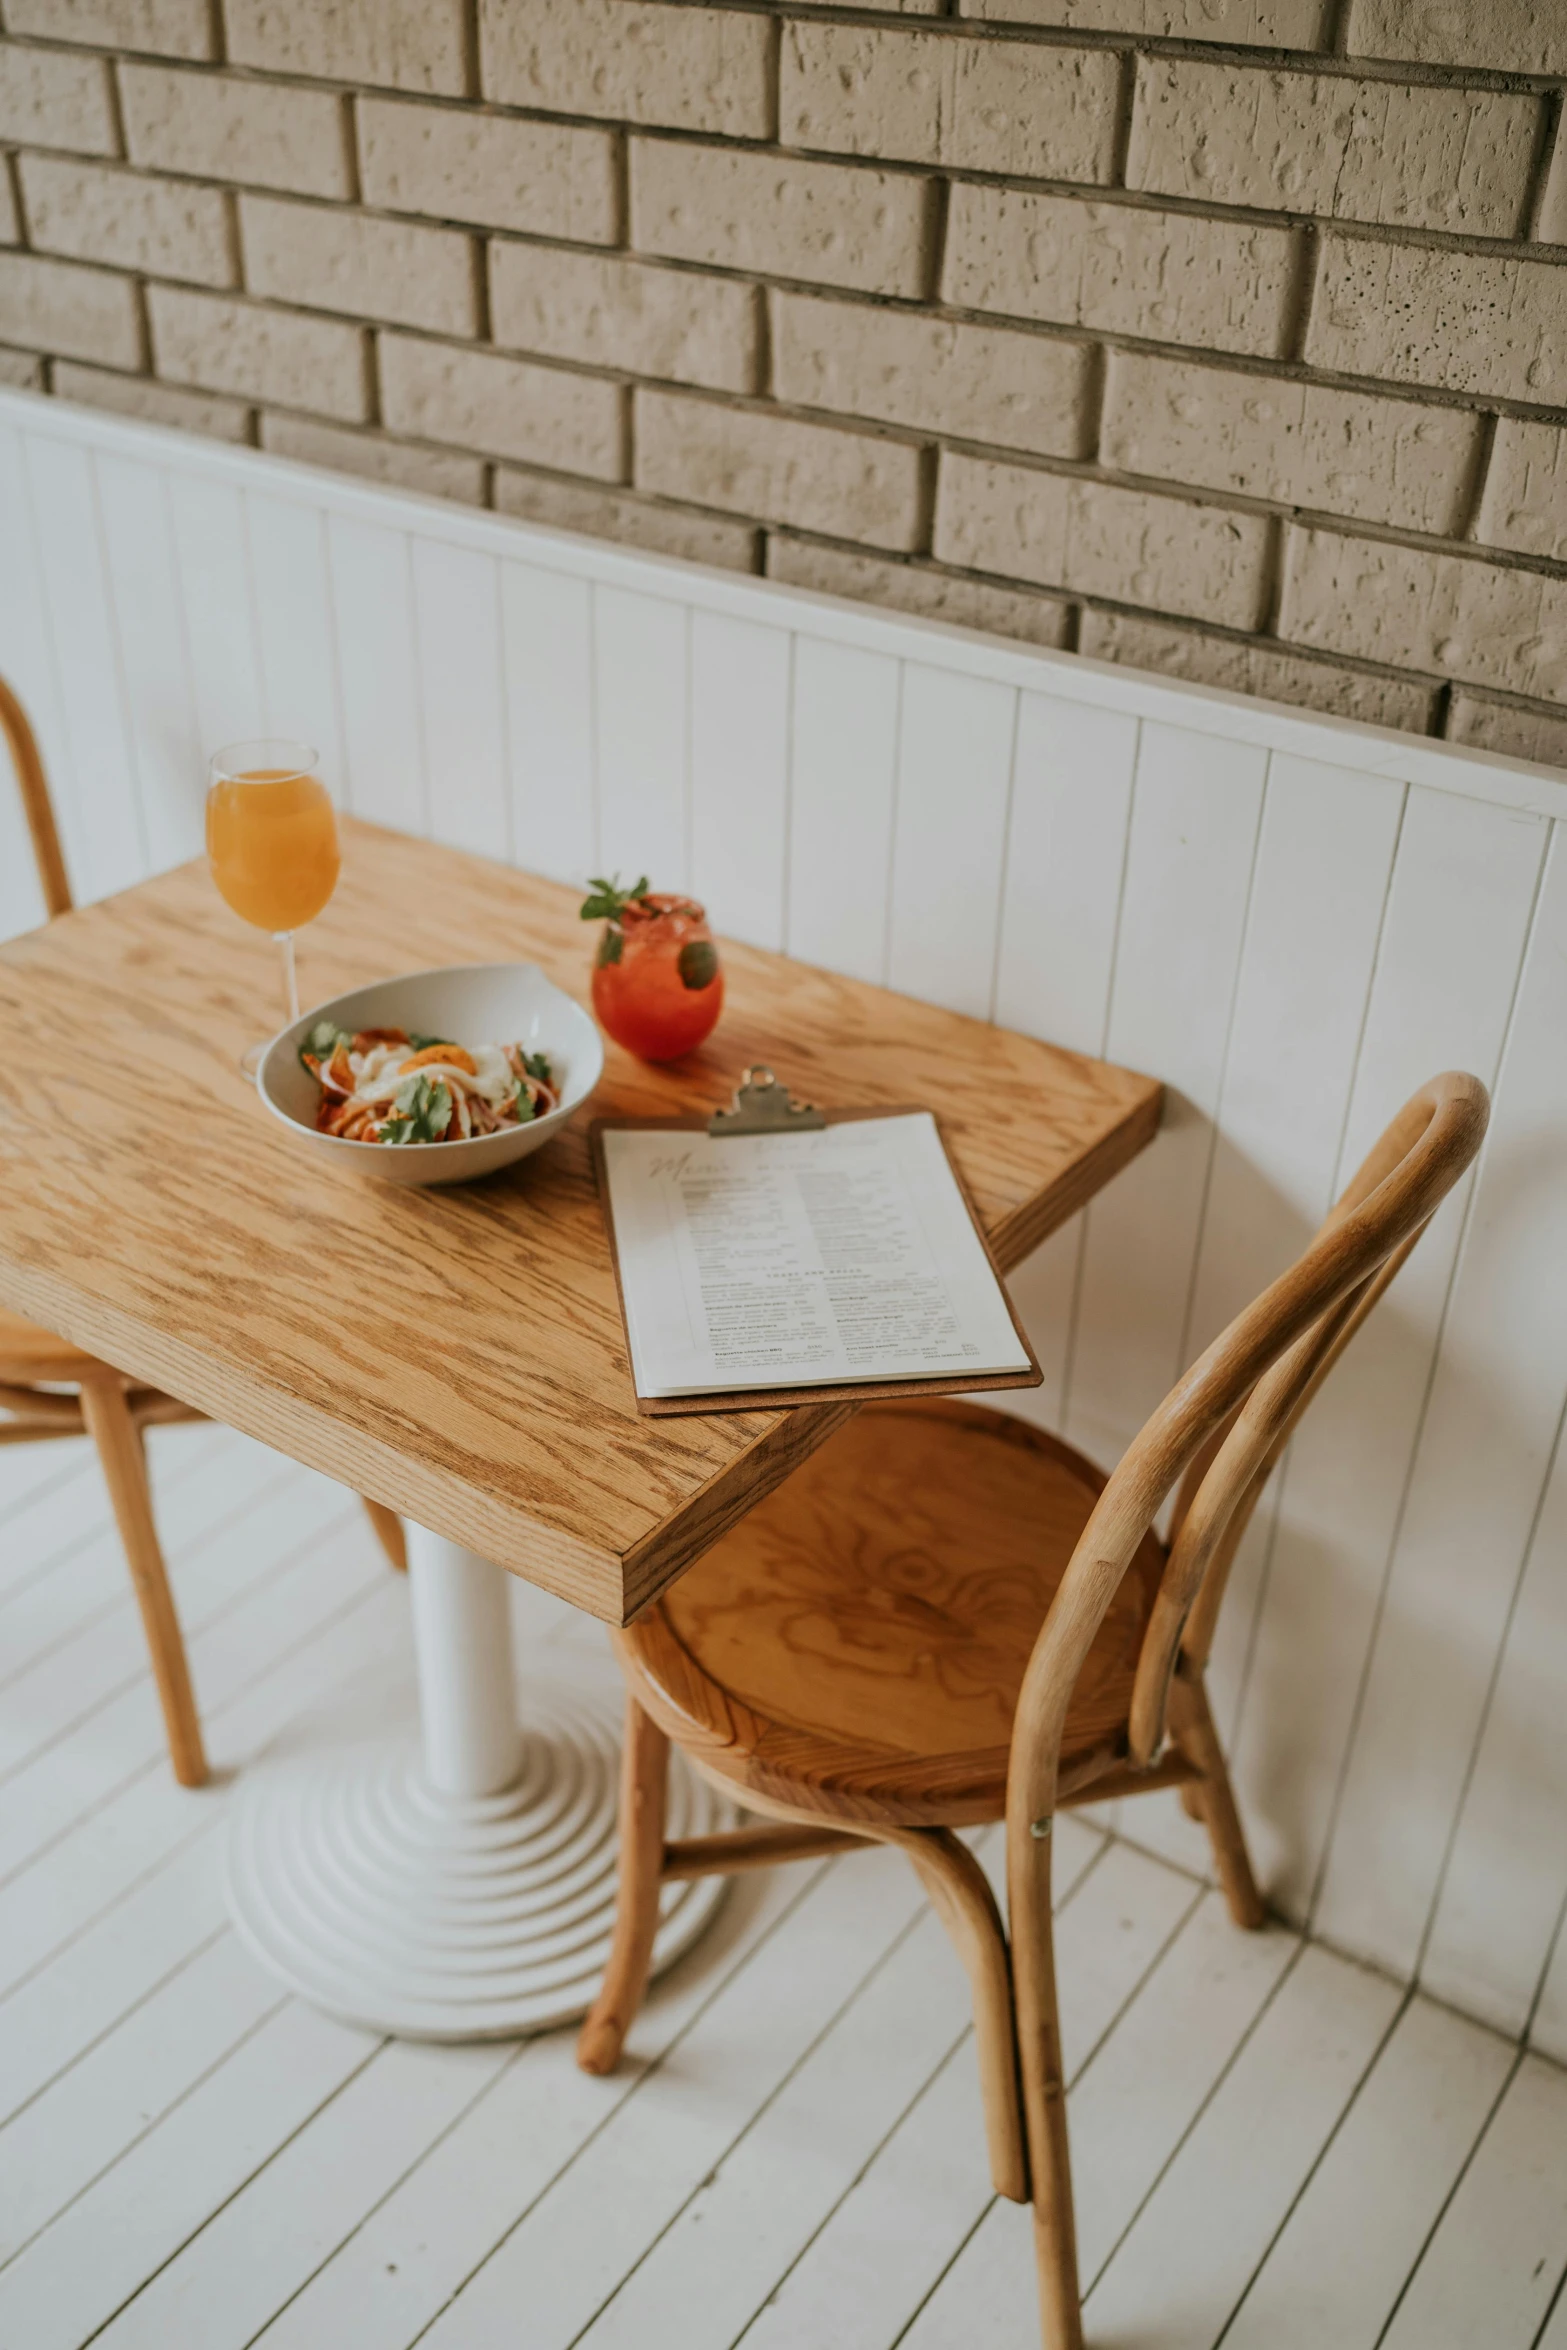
[{"x1": 0, "y1": 821, "x2": 1160, "y2": 2037}]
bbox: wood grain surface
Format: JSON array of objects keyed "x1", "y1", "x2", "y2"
[
  {"x1": 0, "y1": 822, "x2": 1160, "y2": 1622},
  {"x1": 618, "y1": 1399, "x2": 1169, "y2": 1826}
]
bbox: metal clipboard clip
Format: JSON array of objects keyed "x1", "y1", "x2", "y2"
[{"x1": 707, "y1": 1066, "x2": 826, "y2": 1137}]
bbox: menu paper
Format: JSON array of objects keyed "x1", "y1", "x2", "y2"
[{"x1": 600, "y1": 1112, "x2": 1034, "y2": 1400}]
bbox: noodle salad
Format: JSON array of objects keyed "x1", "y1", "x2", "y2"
[{"x1": 299, "y1": 1023, "x2": 560, "y2": 1146}]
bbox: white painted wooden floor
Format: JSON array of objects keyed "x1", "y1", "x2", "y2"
[{"x1": 2, "y1": 1420, "x2": 1565, "y2": 2350}]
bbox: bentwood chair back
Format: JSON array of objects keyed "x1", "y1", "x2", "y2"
[
  {"x1": 578, "y1": 1068, "x2": 1489, "y2": 2350},
  {"x1": 0, "y1": 677, "x2": 407, "y2": 1789}
]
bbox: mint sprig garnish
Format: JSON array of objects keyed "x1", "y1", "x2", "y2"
[{"x1": 580, "y1": 874, "x2": 649, "y2": 923}]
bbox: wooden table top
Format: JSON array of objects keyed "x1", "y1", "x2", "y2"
[{"x1": 0, "y1": 822, "x2": 1160, "y2": 1624}]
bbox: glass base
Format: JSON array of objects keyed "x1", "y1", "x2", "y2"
[{"x1": 241, "y1": 1040, "x2": 268, "y2": 1083}]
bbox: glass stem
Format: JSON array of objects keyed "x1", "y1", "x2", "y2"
[{"x1": 275, "y1": 930, "x2": 299, "y2": 1024}]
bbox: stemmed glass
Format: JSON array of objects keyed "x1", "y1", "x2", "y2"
[{"x1": 205, "y1": 740, "x2": 340, "y2": 1077}]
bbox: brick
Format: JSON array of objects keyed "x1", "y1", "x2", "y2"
[
  {"x1": 1348, "y1": 0, "x2": 1567, "y2": 76},
  {"x1": 239, "y1": 196, "x2": 477, "y2": 336},
  {"x1": 1101, "y1": 352, "x2": 1479, "y2": 535},
  {"x1": 946, "y1": 187, "x2": 1294, "y2": 358},
  {"x1": 20, "y1": 155, "x2": 232, "y2": 287},
  {"x1": 1476, "y1": 421, "x2": 1567, "y2": 561},
  {"x1": 260, "y1": 411, "x2": 484, "y2": 503},
  {"x1": 148, "y1": 285, "x2": 366, "y2": 417},
  {"x1": 936, "y1": 453, "x2": 1273, "y2": 627},
  {"x1": 767, "y1": 534, "x2": 1071, "y2": 646},
  {"x1": 0, "y1": 43, "x2": 115, "y2": 154},
  {"x1": 1079, "y1": 606, "x2": 1436, "y2": 729},
  {"x1": 1280, "y1": 525, "x2": 1567, "y2": 703},
  {"x1": 962, "y1": 0, "x2": 1329, "y2": 36},
  {"x1": 0, "y1": 346, "x2": 45, "y2": 387},
  {"x1": 632, "y1": 143, "x2": 933, "y2": 300},
  {"x1": 0, "y1": 166, "x2": 16, "y2": 247},
  {"x1": 782, "y1": 24, "x2": 1120, "y2": 183},
  {"x1": 636, "y1": 390, "x2": 923, "y2": 551},
  {"x1": 1128, "y1": 59, "x2": 1538, "y2": 240},
  {"x1": 53, "y1": 359, "x2": 252, "y2": 440},
  {"x1": 1538, "y1": 129, "x2": 1567, "y2": 246},
  {"x1": 0, "y1": 251, "x2": 141, "y2": 367},
  {"x1": 357, "y1": 98, "x2": 616, "y2": 246},
  {"x1": 120, "y1": 65, "x2": 352, "y2": 199},
  {"x1": 495, "y1": 469, "x2": 759, "y2": 571},
  {"x1": 379, "y1": 332, "x2": 623, "y2": 480},
  {"x1": 491, "y1": 246, "x2": 756, "y2": 394},
  {"x1": 1448, "y1": 692, "x2": 1567, "y2": 771},
  {"x1": 481, "y1": 0, "x2": 769, "y2": 138},
  {"x1": 793, "y1": 0, "x2": 941, "y2": 12},
  {"x1": 5, "y1": 0, "x2": 216, "y2": 58},
  {"x1": 1308, "y1": 238, "x2": 1567, "y2": 405},
  {"x1": 225, "y1": 0, "x2": 468, "y2": 95},
  {"x1": 774, "y1": 292, "x2": 1091, "y2": 459}
]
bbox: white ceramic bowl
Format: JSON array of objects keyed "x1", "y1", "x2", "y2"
[{"x1": 258, "y1": 963, "x2": 603, "y2": 1187}]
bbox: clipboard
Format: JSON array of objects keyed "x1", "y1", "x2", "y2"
[{"x1": 592, "y1": 1069, "x2": 1044, "y2": 1417}]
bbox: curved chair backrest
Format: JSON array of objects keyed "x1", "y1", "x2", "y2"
[
  {"x1": 1009, "y1": 1069, "x2": 1490, "y2": 1843},
  {"x1": 0, "y1": 675, "x2": 72, "y2": 919}
]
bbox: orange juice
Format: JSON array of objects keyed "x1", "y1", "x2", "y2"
[{"x1": 206, "y1": 768, "x2": 340, "y2": 932}]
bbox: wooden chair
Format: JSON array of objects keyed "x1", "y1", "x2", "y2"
[
  {"x1": 577, "y1": 1069, "x2": 1490, "y2": 2350},
  {"x1": 0, "y1": 675, "x2": 408, "y2": 1792}
]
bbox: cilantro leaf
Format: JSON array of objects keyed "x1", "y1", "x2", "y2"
[
  {"x1": 381, "y1": 1073, "x2": 453, "y2": 1145},
  {"x1": 521, "y1": 1049, "x2": 553, "y2": 1085},
  {"x1": 300, "y1": 1018, "x2": 350, "y2": 1070},
  {"x1": 407, "y1": 1032, "x2": 456, "y2": 1053}
]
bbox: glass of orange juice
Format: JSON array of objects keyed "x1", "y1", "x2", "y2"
[{"x1": 206, "y1": 739, "x2": 340, "y2": 1075}]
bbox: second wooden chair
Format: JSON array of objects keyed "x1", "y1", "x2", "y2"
[{"x1": 578, "y1": 1068, "x2": 1489, "y2": 2350}]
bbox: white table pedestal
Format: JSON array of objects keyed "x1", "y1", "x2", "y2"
[{"x1": 226, "y1": 1523, "x2": 729, "y2": 2039}]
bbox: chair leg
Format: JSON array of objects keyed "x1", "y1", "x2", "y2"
[
  {"x1": 1169, "y1": 1669, "x2": 1265, "y2": 1929},
  {"x1": 891, "y1": 1827, "x2": 1028, "y2": 2203},
  {"x1": 79, "y1": 1375, "x2": 208, "y2": 1789},
  {"x1": 1009, "y1": 1817, "x2": 1084, "y2": 2350},
  {"x1": 360, "y1": 1498, "x2": 407, "y2": 1571},
  {"x1": 577, "y1": 1698, "x2": 669, "y2": 2075}
]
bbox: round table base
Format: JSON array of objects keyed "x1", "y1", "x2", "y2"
[{"x1": 226, "y1": 1671, "x2": 731, "y2": 2040}]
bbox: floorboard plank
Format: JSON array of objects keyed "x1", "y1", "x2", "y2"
[
  {"x1": 249, "y1": 1864, "x2": 830, "y2": 2350},
  {"x1": 0, "y1": 1932, "x2": 281, "y2": 2269},
  {"x1": 0, "y1": 1578, "x2": 405, "y2": 2113},
  {"x1": 0, "y1": 1424, "x2": 243, "y2": 1688},
  {"x1": 574, "y1": 1849, "x2": 993, "y2": 2350},
  {"x1": 416, "y1": 1848, "x2": 935, "y2": 2350},
  {"x1": 1222, "y1": 1993, "x2": 1515, "y2": 2349},
  {"x1": 0, "y1": 1506, "x2": 376, "y2": 1886},
  {"x1": 96, "y1": 2036, "x2": 512, "y2": 2350},
  {"x1": 732, "y1": 1834, "x2": 1197, "y2": 2350},
  {"x1": 1084, "y1": 1943, "x2": 1402, "y2": 2345},
  {"x1": 0, "y1": 1999, "x2": 380, "y2": 2350},
  {"x1": 901, "y1": 1893, "x2": 1296, "y2": 2348},
  {"x1": 0, "y1": 1453, "x2": 346, "y2": 1780},
  {"x1": 0, "y1": 1432, "x2": 187, "y2": 1608},
  {"x1": 1381, "y1": 2053, "x2": 1567, "y2": 2349}
]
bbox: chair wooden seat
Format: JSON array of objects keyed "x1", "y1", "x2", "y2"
[
  {"x1": 0, "y1": 1300, "x2": 101, "y2": 1381},
  {"x1": 621, "y1": 1400, "x2": 1167, "y2": 1830}
]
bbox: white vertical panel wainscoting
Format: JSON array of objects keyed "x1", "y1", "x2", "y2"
[{"x1": 2, "y1": 385, "x2": 1565, "y2": 2064}]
